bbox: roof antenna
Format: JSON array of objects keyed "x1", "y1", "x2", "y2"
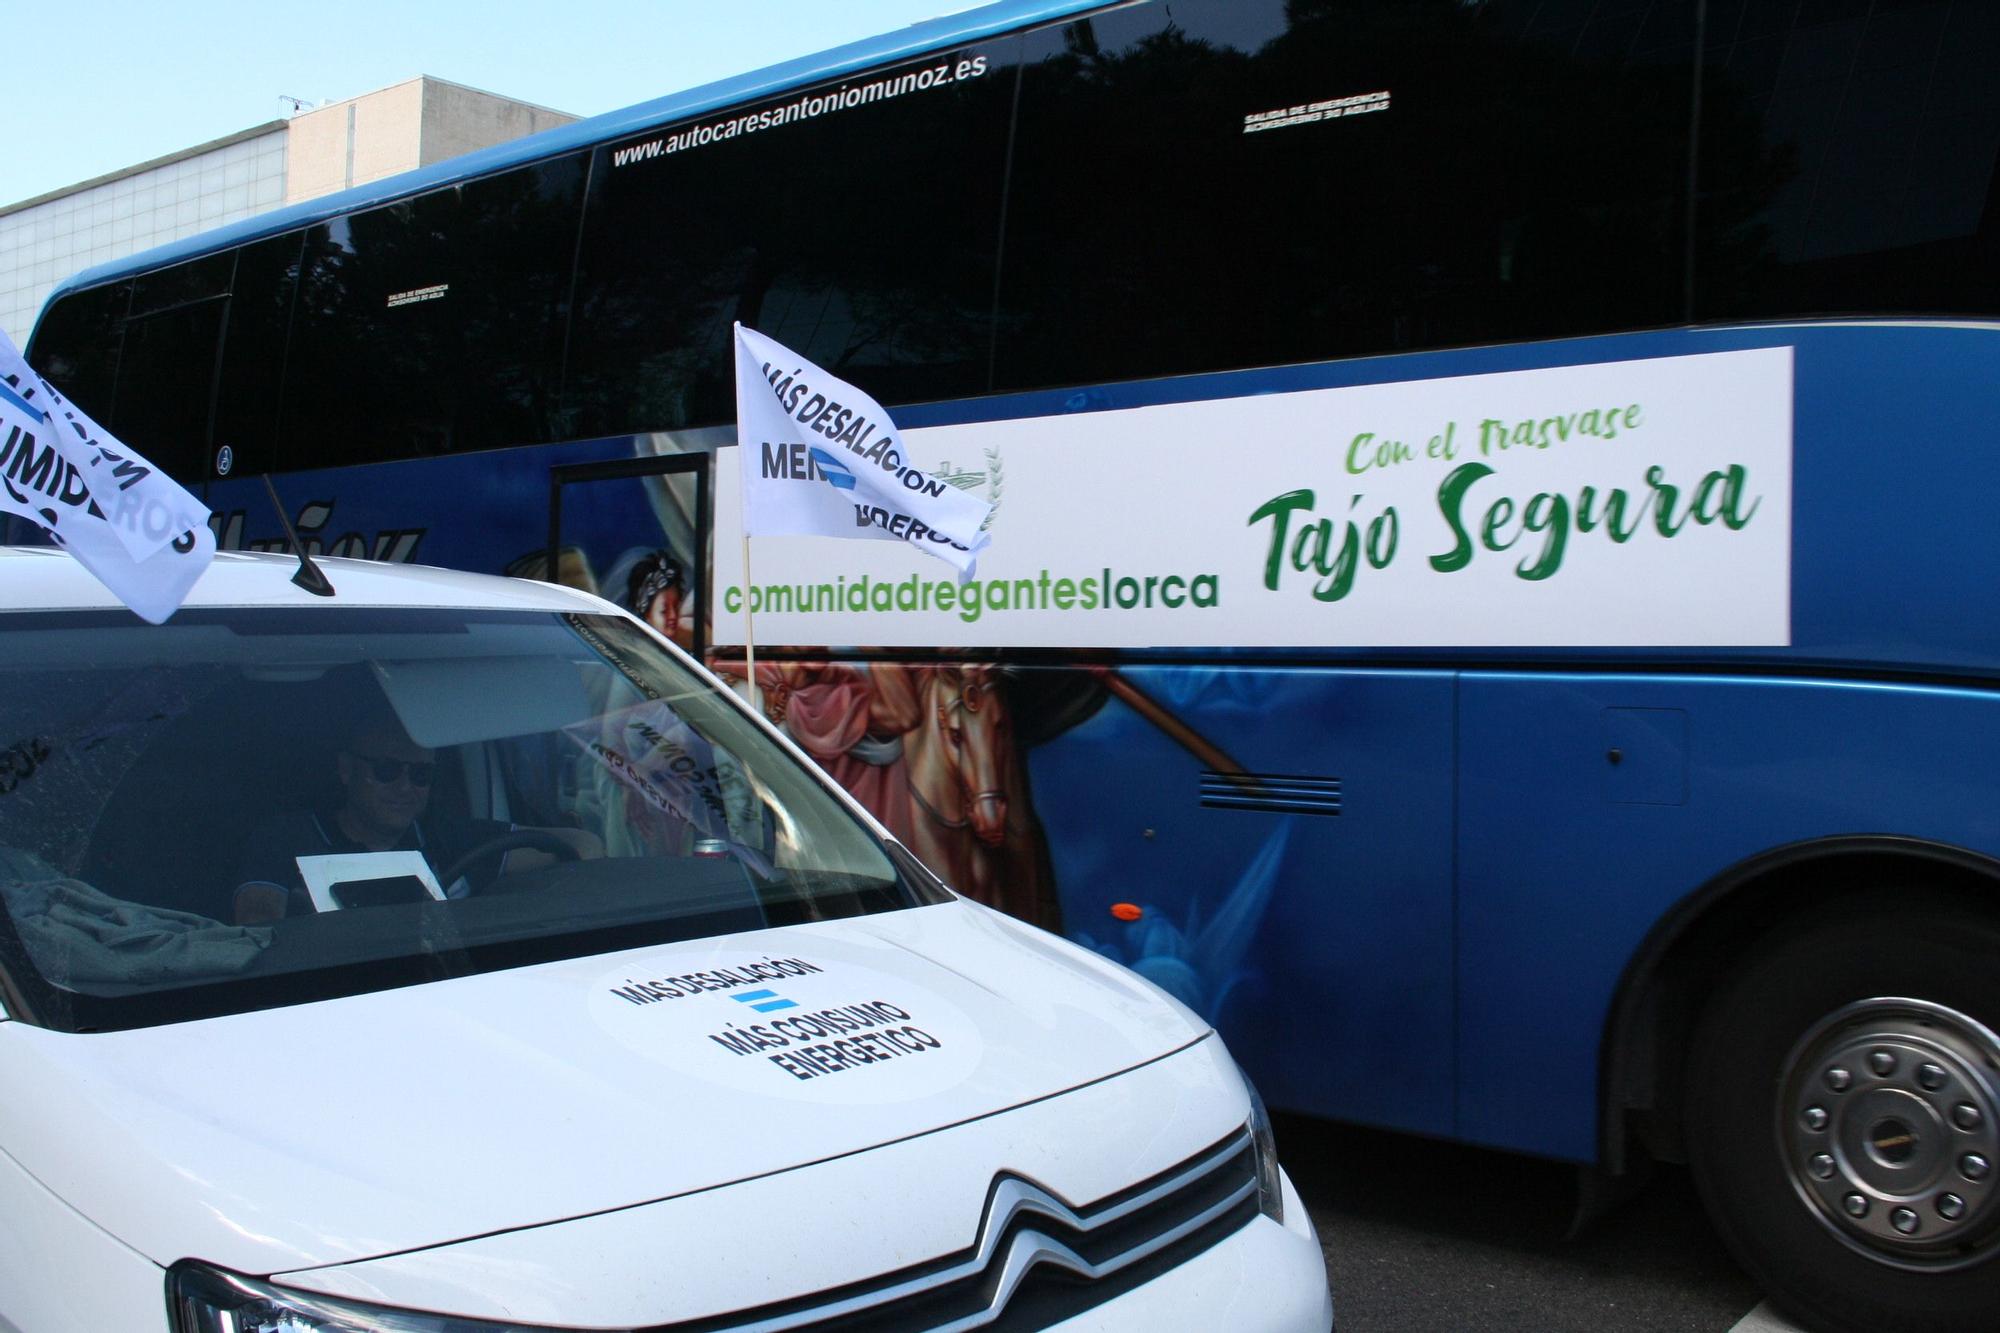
[{"x1": 262, "y1": 475, "x2": 336, "y2": 597}]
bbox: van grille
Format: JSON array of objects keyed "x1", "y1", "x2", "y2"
[{"x1": 669, "y1": 1128, "x2": 1260, "y2": 1331}]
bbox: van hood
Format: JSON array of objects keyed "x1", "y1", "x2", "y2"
[{"x1": 0, "y1": 901, "x2": 1204, "y2": 1274}]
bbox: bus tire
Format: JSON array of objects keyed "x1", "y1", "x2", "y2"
[{"x1": 1685, "y1": 899, "x2": 2000, "y2": 1333}]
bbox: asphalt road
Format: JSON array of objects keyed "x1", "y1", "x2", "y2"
[{"x1": 1277, "y1": 1114, "x2": 1806, "y2": 1333}]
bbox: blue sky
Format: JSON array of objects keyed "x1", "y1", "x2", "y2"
[{"x1": 5, "y1": 1, "x2": 970, "y2": 207}]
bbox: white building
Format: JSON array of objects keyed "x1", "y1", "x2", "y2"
[{"x1": 0, "y1": 78, "x2": 574, "y2": 342}]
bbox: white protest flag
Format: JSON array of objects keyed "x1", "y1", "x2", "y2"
[
  {"x1": 0, "y1": 329, "x2": 215, "y2": 623},
  {"x1": 734, "y1": 323, "x2": 992, "y2": 580}
]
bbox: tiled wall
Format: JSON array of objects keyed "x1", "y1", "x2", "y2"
[{"x1": 0, "y1": 130, "x2": 286, "y2": 343}]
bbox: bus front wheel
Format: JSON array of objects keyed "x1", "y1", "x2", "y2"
[{"x1": 1686, "y1": 901, "x2": 2000, "y2": 1333}]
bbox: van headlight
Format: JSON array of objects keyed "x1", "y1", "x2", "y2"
[
  {"x1": 1245, "y1": 1072, "x2": 1286, "y2": 1223},
  {"x1": 1214, "y1": 1043, "x2": 1285, "y2": 1223},
  {"x1": 170, "y1": 1261, "x2": 538, "y2": 1333}
]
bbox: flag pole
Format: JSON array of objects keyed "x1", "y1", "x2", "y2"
[
  {"x1": 730, "y1": 320, "x2": 758, "y2": 716},
  {"x1": 740, "y1": 528, "x2": 758, "y2": 715}
]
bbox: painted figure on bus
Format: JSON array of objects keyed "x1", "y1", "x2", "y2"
[
  {"x1": 619, "y1": 547, "x2": 694, "y2": 655},
  {"x1": 900, "y1": 664, "x2": 1049, "y2": 924},
  {"x1": 738, "y1": 658, "x2": 1058, "y2": 931},
  {"x1": 753, "y1": 659, "x2": 917, "y2": 844}
]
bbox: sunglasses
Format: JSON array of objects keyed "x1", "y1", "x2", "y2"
[{"x1": 349, "y1": 753, "x2": 436, "y2": 787}]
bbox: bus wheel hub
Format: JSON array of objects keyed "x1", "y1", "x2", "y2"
[{"x1": 1781, "y1": 998, "x2": 2000, "y2": 1267}]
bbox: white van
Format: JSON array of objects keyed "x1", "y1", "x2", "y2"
[{"x1": 0, "y1": 548, "x2": 1332, "y2": 1332}]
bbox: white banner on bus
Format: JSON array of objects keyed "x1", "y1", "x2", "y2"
[
  {"x1": 711, "y1": 347, "x2": 1794, "y2": 650},
  {"x1": 733, "y1": 324, "x2": 992, "y2": 580},
  {"x1": 0, "y1": 330, "x2": 215, "y2": 623}
]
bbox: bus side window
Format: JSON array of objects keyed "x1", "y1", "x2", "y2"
[
  {"x1": 280, "y1": 154, "x2": 586, "y2": 467},
  {"x1": 992, "y1": 0, "x2": 1695, "y2": 391},
  {"x1": 211, "y1": 230, "x2": 305, "y2": 480},
  {"x1": 25, "y1": 281, "x2": 130, "y2": 426},
  {"x1": 91, "y1": 254, "x2": 238, "y2": 488},
  {"x1": 1695, "y1": 2, "x2": 2000, "y2": 320},
  {"x1": 108, "y1": 299, "x2": 225, "y2": 489},
  {"x1": 9, "y1": 282, "x2": 133, "y2": 543},
  {"x1": 566, "y1": 35, "x2": 1021, "y2": 436}
]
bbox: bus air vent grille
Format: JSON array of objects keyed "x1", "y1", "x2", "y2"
[{"x1": 1198, "y1": 771, "x2": 1342, "y2": 816}]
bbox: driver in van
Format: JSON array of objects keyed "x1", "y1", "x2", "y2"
[{"x1": 233, "y1": 717, "x2": 600, "y2": 924}]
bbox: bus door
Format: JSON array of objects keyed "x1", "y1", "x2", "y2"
[{"x1": 547, "y1": 453, "x2": 711, "y2": 660}]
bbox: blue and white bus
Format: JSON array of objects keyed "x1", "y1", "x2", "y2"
[{"x1": 23, "y1": 3, "x2": 2000, "y2": 1328}]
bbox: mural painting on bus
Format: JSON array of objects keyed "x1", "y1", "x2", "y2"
[
  {"x1": 515, "y1": 435, "x2": 1069, "y2": 931},
  {"x1": 729, "y1": 660, "x2": 1060, "y2": 929},
  {"x1": 503, "y1": 537, "x2": 1068, "y2": 928},
  {"x1": 498, "y1": 460, "x2": 1282, "y2": 1021},
  {"x1": 700, "y1": 654, "x2": 1295, "y2": 1033},
  {"x1": 498, "y1": 533, "x2": 1068, "y2": 930}
]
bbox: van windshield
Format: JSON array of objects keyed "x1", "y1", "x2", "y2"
[{"x1": 0, "y1": 608, "x2": 943, "y2": 1032}]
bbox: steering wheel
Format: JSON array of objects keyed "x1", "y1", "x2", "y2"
[{"x1": 435, "y1": 829, "x2": 581, "y2": 892}]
